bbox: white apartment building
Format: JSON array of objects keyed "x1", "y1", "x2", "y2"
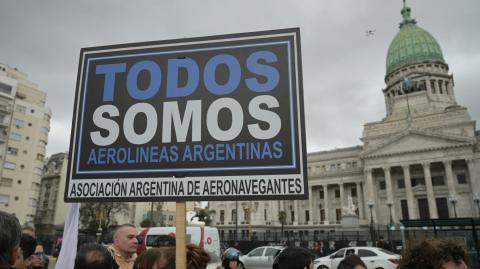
[{"x1": 0, "y1": 63, "x2": 51, "y2": 225}]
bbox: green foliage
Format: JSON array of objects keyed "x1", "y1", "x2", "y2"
[
  {"x1": 140, "y1": 218, "x2": 153, "y2": 228},
  {"x1": 194, "y1": 208, "x2": 216, "y2": 226},
  {"x1": 79, "y1": 202, "x2": 129, "y2": 233}
]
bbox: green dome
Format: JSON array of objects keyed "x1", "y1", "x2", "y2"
[{"x1": 386, "y1": 3, "x2": 445, "y2": 75}]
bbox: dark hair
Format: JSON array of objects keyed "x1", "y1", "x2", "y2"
[
  {"x1": 187, "y1": 244, "x2": 210, "y2": 269},
  {"x1": 274, "y1": 247, "x2": 314, "y2": 269},
  {"x1": 337, "y1": 255, "x2": 367, "y2": 269},
  {"x1": 75, "y1": 243, "x2": 115, "y2": 269},
  {"x1": 158, "y1": 247, "x2": 175, "y2": 269},
  {"x1": 0, "y1": 211, "x2": 21, "y2": 266},
  {"x1": 398, "y1": 238, "x2": 470, "y2": 269},
  {"x1": 20, "y1": 234, "x2": 37, "y2": 259},
  {"x1": 134, "y1": 248, "x2": 163, "y2": 269},
  {"x1": 222, "y1": 251, "x2": 239, "y2": 269}
]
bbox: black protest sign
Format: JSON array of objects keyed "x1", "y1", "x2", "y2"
[{"x1": 65, "y1": 28, "x2": 307, "y2": 202}]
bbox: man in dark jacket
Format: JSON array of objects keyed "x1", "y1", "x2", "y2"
[{"x1": 0, "y1": 211, "x2": 22, "y2": 269}]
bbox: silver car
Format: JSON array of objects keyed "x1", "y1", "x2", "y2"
[
  {"x1": 239, "y1": 246, "x2": 284, "y2": 269},
  {"x1": 313, "y1": 247, "x2": 400, "y2": 269}
]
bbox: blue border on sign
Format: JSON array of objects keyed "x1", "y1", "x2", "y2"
[{"x1": 75, "y1": 40, "x2": 297, "y2": 174}]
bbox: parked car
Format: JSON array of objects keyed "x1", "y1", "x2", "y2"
[
  {"x1": 239, "y1": 246, "x2": 284, "y2": 269},
  {"x1": 313, "y1": 247, "x2": 400, "y2": 269}
]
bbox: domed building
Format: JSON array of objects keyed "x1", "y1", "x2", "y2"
[{"x1": 209, "y1": 2, "x2": 479, "y2": 241}]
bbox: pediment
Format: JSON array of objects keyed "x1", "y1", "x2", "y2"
[{"x1": 362, "y1": 129, "x2": 475, "y2": 158}]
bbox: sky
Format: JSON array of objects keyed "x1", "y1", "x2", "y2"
[{"x1": 1, "y1": 0, "x2": 479, "y2": 156}]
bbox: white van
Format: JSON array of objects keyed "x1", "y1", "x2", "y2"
[{"x1": 142, "y1": 226, "x2": 221, "y2": 268}]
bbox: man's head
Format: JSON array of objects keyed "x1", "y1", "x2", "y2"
[
  {"x1": 20, "y1": 234, "x2": 38, "y2": 269},
  {"x1": 274, "y1": 247, "x2": 314, "y2": 269},
  {"x1": 0, "y1": 211, "x2": 22, "y2": 266},
  {"x1": 113, "y1": 224, "x2": 139, "y2": 257},
  {"x1": 337, "y1": 255, "x2": 367, "y2": 269},
  {"x1": 21, "y1": 226, "x2": 35, "y2": 238},
  {"x1": 75, "y1": 243, "x2": 115, "y2": 269}
]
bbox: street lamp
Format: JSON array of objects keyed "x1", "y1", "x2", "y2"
[
  {"x1": 473, "y1": 194, "x2": 480, "y2": 217},
  {"x1": 386, "y1": 201, "x2": 394, "y2": 251},
  {"x1": 449, "y1": 196, "x2": 458, "y2": 218},
  {"x1": 367, "y1": 201, "x2": 376, "y2": 244}
]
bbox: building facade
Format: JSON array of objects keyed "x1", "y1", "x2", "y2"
[
  {"x1": 35, "y1": 152, "x2": 69, "y2": 236},
  {"x1": 0, "y1": 63, "x2": 51, "y2": 225},
  {"x1": 209, "y1": 3, "x2": 480, "y2": 237}
]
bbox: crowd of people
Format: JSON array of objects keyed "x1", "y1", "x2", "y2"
[{"x1": 0, "y1": 210, "x2": 473, "y2": 269}]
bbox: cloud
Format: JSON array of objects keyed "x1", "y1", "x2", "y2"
[{"x1": 1, "y1": 0, "x2": 479, "y2": 156}]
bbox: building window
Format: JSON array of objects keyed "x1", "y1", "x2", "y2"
[
  {"x1": 397, "y1": 179, "x2": 405, "y2": 189},
  {"x1": 319, "y1": 190, "x2": 324, "y2": 199},
  {"x1": 10, "y1": 132, "x2": 21, "y2": 141},
  {"x1": 264, "y1": 209, "x2": 267, "y2": 221},
  {"x1": 334, "y1": 189, "x2": 340, "y2": 198},
  {"x1": 0, "y1": 82, "x2": 12, "y2": 95},
  {"x1": 7, "y1": 147, "x2": 18, "y2": 155},
  {"x1": 291, "y1": 211, "x2": 295, "y2": 222},
  {"x1": 219, "y1": 210, "x2": 225, "y2": 222},
  {"x1": 231, "y1": 209, "x2": 236, "y2": 222},
  {"x1": 15, "y1": 105, "x2": 26, "y2": 114},
  {"x1": 0, "y1": 195, "x2": 9, "y2": 204},
  {"x1": 4, "y1": 162, "x2": 16, "y2": 170},
  {"x1": 411, "y1": 177, "x2": 425, "y2": 187},
  {"x1": 432, "y1": 176, "x2": 445, "y2": 186},
  {"x1": 305, "y1": 210, "x2": 310, "y2": 222},
  {"x1": 456, "y1": 174, "x2": 467, "y2": 184},
  {"x1": 14, "y1": 118, "x2": 24, "y2": 128},
  {"x1": 168, "y1": 215, "x2": 173, "y2": 221},
  {"x1": 379, "y1": 181, "x2": 386, "y2": 190},
  {"x1": 0, "y1": 178, "x2": 13, "y2": 187},
  {"x1": 351, "y1": 188, "x2": 357, "y2": 197},
  {"x1": 34, "y1": 167, "x2": 43, "y2": 175},
  {"x1": 29, "y1": 198, "x2": 37, "y2": 208}
]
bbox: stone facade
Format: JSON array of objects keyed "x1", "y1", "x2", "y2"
[{"x1": 208, "y1": 3, "x2": 480, "y2": 237}]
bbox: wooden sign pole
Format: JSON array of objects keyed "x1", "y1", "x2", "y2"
[{"x1": 176, "y1": 201, "x2": 187, "y2": 269}]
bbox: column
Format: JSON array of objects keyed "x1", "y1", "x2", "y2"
[
  {"x1": 339, "y1": 183, "x2": 345, "y2": 210},
  {"x1": 467, "y1": 159, "x2": 480, "y2": 217},
  {"x1": 444, "y1": 160, "x2": 457, "y2": 197},
  {"x1": 402, "y1": 164, "x2": 417, "y2": 219},
  {"x1": 323, "y1": 185, "x2": 330, "y2": 224},
  {"x1": 383, "y1": 167, "x2": 397, "y2": 222},
  {"x1": 308, "y1": 186, "x2": 313, "y2": 225},
  {"x1": 426, "y1": 77, "x2": 432, "y2": 93},
  {"x1": 422, "y1": 162, "x2": 438, "y2": 218},
  {"x1": 357, "y1": 182, "x2": 364, "y2": 220},
  {"x1": 365, "y1": 169, "x2": 376, "y2": 222},
  {"x1": 467, "y1": 159, "x2": 479, "y2": 196},
  {"x1": 293, "y1": 200, "x2": 298, "y2": 225},
  {"x1": 434, "y1": 79, "x2": 440, "y2": 94}
]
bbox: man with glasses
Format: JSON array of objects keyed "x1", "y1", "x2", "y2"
[
  {"x1": 109, "y1": 224, "x2": 139, "y2": 269},
  {"x1": 273, "y1": 246, "x2": 314, "y2": 269}
]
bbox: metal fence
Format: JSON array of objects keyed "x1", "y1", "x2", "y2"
[{"x1": 219, "y1": 225, "x2": 480, "y2": 268}]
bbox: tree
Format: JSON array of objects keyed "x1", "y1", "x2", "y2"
[
  {"x1": 278, "y1": 210, "x2": 287, "y2": 237},
  {"x1": 194, "y1": 208, "x2": 216, "y2": 226},
  {"x1": 80, "y1": 202, "x2": 129, "y2": 233},
  {"x1": 140, "y1": 218, "x2": 153, "y2": 228}
]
